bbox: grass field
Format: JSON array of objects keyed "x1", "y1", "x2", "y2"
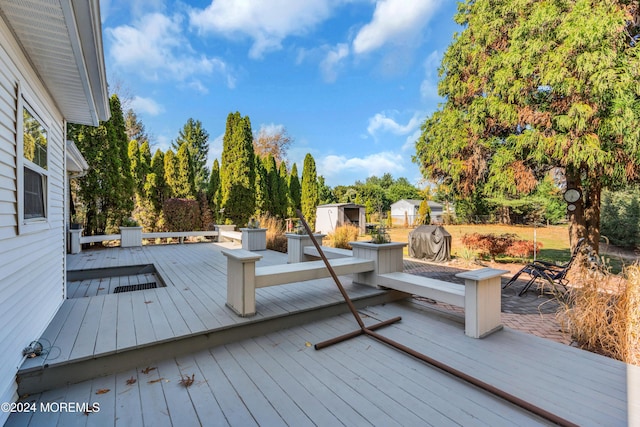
[{"x1": 387, "y1": 224, "x2": 572, "y2": 263}]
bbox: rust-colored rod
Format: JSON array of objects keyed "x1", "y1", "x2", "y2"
[
  {"x1": 315, "y1": 316, "x2": 402, "y2": 350},
  {"x1": 363, "y1": 328, "x2": 579, "y2": 427},
  {"x1": 296, "y1": 209, "x2": 366, "y2": 329}
]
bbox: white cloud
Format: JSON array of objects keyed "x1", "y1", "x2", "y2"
[
  {"x1": 353, "y1": 0, "x2": 442, "y2": 55},
  {"x1": 189, "y1": 0, "x2": 338, "y2": 59},
  {"x1": 420, "y1": 50, "x2": 442, "y2": 100},
  {"x1": 319, "y1": 152, "x2": 405, "y2": 178},
  {"x1": 258, "y1": 123, "x2": 286, "y2": 135},
  {"x1": 367, "y1": 111, "x2": 423, "y2": 138},
  {"x1": 402, "y1": 128, "x2": 422, "y2": 152},
  {"x1": 320, "y1": 43, "x2": 350, "y2": 83},
  {"x1": 130, "y1": 96, "x2": 164, "y2": 116},
  {"x1": 106, "y1": 12, "x2": 235, "y2": 87}
]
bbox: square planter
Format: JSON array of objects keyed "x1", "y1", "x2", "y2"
[
  {"x1": 240, "y1": 228, "x2": 267, "y2": 251},
  {"x1": 350, "y1": 241, "x2": 407, "y2": 287},
  {"x1": 69, "y1": 228, "x2": 83, "y2": 254},
  {"x1": 120, "y1": 226, "x2": 143, "y2": 247},
  {"x1": 286, "y1": 233, "x2": 325, "y2": 263}
]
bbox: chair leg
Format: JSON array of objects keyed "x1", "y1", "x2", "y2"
[
  {"x1": 503, "y1": 271, "x2": 523, "y2": 289},
  {"x1": 518, "y1": 276, "x2": 538, "y2": 296}
]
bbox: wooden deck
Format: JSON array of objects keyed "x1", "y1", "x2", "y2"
[
  {"x1": 17, "y1": 242, "x2": 401, "y2": 394},
  {"x1": 9, "y1": 242, "x2": 639, "y2": 426}
]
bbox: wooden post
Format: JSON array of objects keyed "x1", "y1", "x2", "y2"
[
  {"x1": 455, "y1": 268, "x2": 508, "y2": 338},
  {"x1": 222, "y1": 249, "x2": 263, "y2": 316}
]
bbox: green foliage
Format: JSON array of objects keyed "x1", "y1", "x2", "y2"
[
  {"x1": 287, "y1": 163, "x2": 302, "y2": 217},
  {"x1": 254, "y1": 154, "x2": 269, "y2": 216},
  {"x1": 207, "y1": 159, "x2": 221, "y2": 213},
  {"x1": 164, "y1": 149, "x2": 178, "y2": 198},
  {"x1": 172, "y1": 118, "x2": 210, "y2": 192},
  {"x1": 327, "y1": 225, "x2": 359, "y2": 249},
  {"x1": 220, "y1": 112, "x2": 256, "y2": 226},
  {"x1": 124, "y1": 109, "x2": 148, "y2": 144},
  {"x1": 601, "y1": 188, "x2": 640, "y2": 248},
  {"x1": 175, "y1": 144, "x2": 196, "y2": 198},
  {"x1": 415, "y1": 0, "x2": 640, "y2": 249},
  {"x1": 416, "y1": 200, "x2": 431, "y2": 225},
  {"x1": 317, "y1": 175, "x2": 336, "y2": 205},
  {"x1": 301, "y1": 153, "x2": 319, "y2": 226},
  {"x1": 68, "y1": 94, "x2": 134, "y2": 235},
  {"x1": 146, "y1": 149, "x2": 169, "y2": 213},
  {"x1": 278, "y1": 161, "x2": 289, "y2": 218},
  {"x1": 163, "y1": 198, "x2": 201, "y2": 232}
]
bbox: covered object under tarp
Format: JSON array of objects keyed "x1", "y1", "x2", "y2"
[{"x1": 408, "y1": 225, "x2": 452, "y2": 262}]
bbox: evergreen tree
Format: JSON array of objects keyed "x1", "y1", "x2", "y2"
[
  {"x1": 220, "y1": 112, "x2": 255, "y2": 226},
  {"x1": 139, "y1": 141, "x2": 152, "y2": 179},
  {"x1": 145, "y1": 149, "x2": 169, "y2": 212},
  {"x1": 207, "y1": 159, "x2": 221, "y2": 213},
  {"x1": 416, "y1": 200, "x2": 432, "y2": 225},
  {"x1": 128, "y1": 140, "x2": 142, "y2": 194},
  {"x1": 287, "y1": 163, "x2": 301, "y2": 218},
  {"x1": 278, "y1": 161, "x2": 289, "y2": 218},
  {"x1": 173, "y1": 118, "x2": 210, "y2": 192},
  {"x1": 415, "y1": 0, "x2": 640, "y2": 252},
  {"x1": 317, "y1": 175, "x2": 336, "y2": 205},
  {"x1": 124, "y1": 109, "x2": 148, "y2": 144},
  {"x1": 164, "y1": 149, "x2": 178, "y2": 198},
  {"x1": 68, "y1": 94, "x2": 134, "y2": 235},
  {"x1": 265, "y1": 154, "x2": 280, "y2": 216},
  {"x1": 254, "y1": 154, "x2": 269, "y2": 216},
  {"x1": 175, "y1": 143, "x2": 196, "y2": 198},
  {"x1": 301, "y1": 153, "x2": 319, "y2": 226}
]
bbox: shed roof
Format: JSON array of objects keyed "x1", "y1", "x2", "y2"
[{"x1": 317, "y1": 203, "x2": 365, "y2": 209}]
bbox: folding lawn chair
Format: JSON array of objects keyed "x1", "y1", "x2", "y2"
[{"x1": 502, "y1": 238, "x2": 586, "y2": 296}]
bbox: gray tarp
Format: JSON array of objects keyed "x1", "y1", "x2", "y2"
[{"x1": 408, "y1": 225, "x2": 451, "y2": 262}]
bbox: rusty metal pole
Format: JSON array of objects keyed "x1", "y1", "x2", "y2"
[{"x1": 295, "y1": 210, "x2": 578, "y2": 427}]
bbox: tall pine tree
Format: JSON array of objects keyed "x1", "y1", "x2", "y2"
[
  {"x1": 287, "y1": 163, "x2": 301, "y2": 218},
  {"x1": 173, "y1": 118, "x2": 210, "y2": 193},
  {"x1": 301, "y1": 153, "x2": 319, "y2": 227},
  {"x1": 220, "y1": 112, "x2": 255, "y2": 226},
  {"x1": 68, "y1": 94, "x2": 134, "y2": 235}
]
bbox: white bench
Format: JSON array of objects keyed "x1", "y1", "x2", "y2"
[
  {"x1": 219, "y1": 230, "x2": 242, "y2": 243},
  {"x1": 378, "y1": 268, "x2": 507, "y2": 338},
  {"x1": 303, "y1": 246, "x2": 353, "y2": 260},
  {"x1": 222, "y1": 249, "x2": 375, "y2": 316}
]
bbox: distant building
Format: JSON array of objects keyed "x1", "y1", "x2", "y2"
[
  {"x1": 315, "y1": 203, "x2": 366, "y2": 235},
  {"x1": 390, "y1": 199, "x2": 448, "y2": 226}
]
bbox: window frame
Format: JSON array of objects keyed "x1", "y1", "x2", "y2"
[{"x1": 17, "y1": 86, "x2": 50, "y2": 235}]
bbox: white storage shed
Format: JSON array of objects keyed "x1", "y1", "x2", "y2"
[{"x1": 315, "y1": 203, "x2": 366, "y2": 235}]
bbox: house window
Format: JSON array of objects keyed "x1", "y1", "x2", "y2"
[{"x1": 21, "y1": 105, "x2": 48, "y2": 223}]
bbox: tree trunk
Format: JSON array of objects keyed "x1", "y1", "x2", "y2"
[{"x1": 566, "y1": 169, "x2": 601, "y2": 254}]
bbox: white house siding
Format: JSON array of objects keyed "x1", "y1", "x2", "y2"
[{"x1": 0, "y1": 18, "x2": 66, "y2": 422}]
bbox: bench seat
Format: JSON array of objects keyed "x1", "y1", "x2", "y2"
[
  {"x1": 377, "y1": 272, "x2": 465, "y2": 308},
  {"x1": 255, "y1": 257, "x2": 374, "y2": 288},
  {"x1": 303, "y1": 246, "x2": 353, "y2": 260}
]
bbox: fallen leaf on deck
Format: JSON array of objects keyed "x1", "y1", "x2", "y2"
[
  {"x1": 179, "y1": 374, "x2": 195, "y2": 388},
  {"x1": 305, "y1": 341, "x2": 312, "y2": 347},
  {"x1": 95, "y1": 389, "x2": 110, "y2": 395},
  {"x1": 148, "y1": 378, "x2": 164, "y2": 384},
  {"x1": 141, "y1": 367, "x2": 157, "y2": 374},
  {"x1": 126, "y1": 376, "x2": 137, "y2": 385},
  {"x1": 144, "y1": 300, "x2": 153, "y2": 304}
]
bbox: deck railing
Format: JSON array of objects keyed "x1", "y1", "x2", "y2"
[{"x1": 69, "y1": 226, "x2": 235, "y2": 254}]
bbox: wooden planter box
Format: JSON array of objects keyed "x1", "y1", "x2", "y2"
[
  {"x1": 120, "y1": 226, "x2": 143, "y2": 247},
  {"x1": 286, "y1": 233, "x2": 325, "y2": 263},
  {"x1": 69, "y1": 228, "x2": 83, "y2": 254},
  {"x1": 350, "y1": 241, "x2": 407, "y2": 287},
  {"x1": 240, "y1": 228, "x2": 267, "y2": 251}
]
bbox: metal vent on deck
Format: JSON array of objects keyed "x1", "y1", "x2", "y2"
[{"x1": 113, "y1": 282, "x2": 157, "y2": 294}]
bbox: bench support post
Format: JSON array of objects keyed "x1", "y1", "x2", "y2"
[
  {"x1": 222, "y1": 249, "x2": 263, "y2": 317},
  {"x1": 456, "y1": 268, "x2": 508, "y2": 338},
  {"x1": 286, "y1": 233, "x2": 325, "y2": 263},
  {"x1": 350, "y1": 241, "x2": 407, "y2": 287}
]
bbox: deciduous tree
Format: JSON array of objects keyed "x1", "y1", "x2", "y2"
[{"x1": 415, "y1": 0, "x2": 640, "y2": 252}]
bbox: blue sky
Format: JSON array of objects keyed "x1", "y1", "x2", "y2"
[{"x1": 100, "y1": 0, "x2": 460, "y2": 187}]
